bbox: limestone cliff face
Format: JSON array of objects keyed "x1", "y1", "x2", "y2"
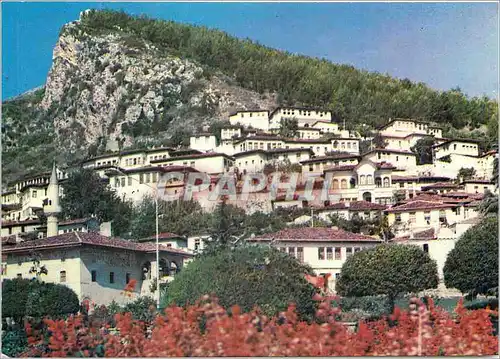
[{"x1": 40, "y1": 16, "x2": 277, "y2": 152}]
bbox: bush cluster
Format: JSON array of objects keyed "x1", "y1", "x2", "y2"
[{"x1": 22, "y1": 295, "x2": 498, "y2": 357}]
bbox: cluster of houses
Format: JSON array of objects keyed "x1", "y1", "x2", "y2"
[{"x1": 1, "y1": 107, "x2": 497, "y2": 304}]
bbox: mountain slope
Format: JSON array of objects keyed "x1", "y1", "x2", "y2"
[{"x1": 2, "y1": 9, "x2": 498, "y2": 186}]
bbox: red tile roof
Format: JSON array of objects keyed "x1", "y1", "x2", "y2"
[
  {"x1": 1, "y1": 219, "x2": 41, "y2": 227},
  {"x1": 387, "y1": 201, "x2": 456, "y2": 212},
  {"x1": 2, "y1": 232, "x2": 193, "y2": 257},
  {"x1": 421, "y1": 182, "x2": 459, "y2": 190},
  {"x1": 249, "y1": 227, "x2": 381, "y2": 242}
]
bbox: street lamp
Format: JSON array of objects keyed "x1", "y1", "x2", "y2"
[{"x1": 106, "y1": 167, "x2": 161, "y2": 311}]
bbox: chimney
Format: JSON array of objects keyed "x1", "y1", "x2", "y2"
[{"x1": 100, "y1": 222, "x2": 112, "y2": 237}]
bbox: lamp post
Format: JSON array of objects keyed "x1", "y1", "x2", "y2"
[{"x1": 107, "y1": 167, "x2": 161, "y2": 311}]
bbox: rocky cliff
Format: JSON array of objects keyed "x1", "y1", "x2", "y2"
[{"x1": 2, "y1": 13, "x2": 277, "y2": 185}]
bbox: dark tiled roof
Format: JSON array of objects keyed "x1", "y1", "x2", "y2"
[
  {"x1": 266, "y1": 148, "x2": 314, "y2": 155},
  {"x1": 421, "y1": 182, "x2": 459, "y2": 190},
  {"x1": 249, "y1": 227, "x2": 381, "y2": 242},
  {"x1": 300, "y1": 153, "x2": 359, "y2": 164},
  {"x1": 150, "y1": 152, "x2": 233, "y2": 162},
  {"x1": 387, "y1": 201, "x2": 456, "y2": 213},
  {"x1": 461, "y1": 179, "x2": 493, "y2": 185},
  {"x1": 323, "y1": 165, "x2": 357, "y2": 172},
  {"x1": 138, "y1": 232, "x2": 185, "y2": 242},
  {"x1": 59, "y1": 218, "x2": 94, "y2": 226},
  {"x1": 362, "y1": 148, "x2": 417, "y2": 156},
  {"x1": 1, "y1": 219, "x2": 41, "y2": 227},
  {"x1": 393, "y1": 228, "x2": 436, "y2": 242},
  {"x1": 2, "y1": 232, "x2": 193, "y2": 257},
  {"x1": 318, "y1": 201, "x2": 387, "y2": 211}
]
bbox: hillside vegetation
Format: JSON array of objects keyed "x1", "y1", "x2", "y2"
[{"x1": 77, "y1": 10, "x2": 498, "y2": 134}]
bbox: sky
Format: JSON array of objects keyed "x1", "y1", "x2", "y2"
[{"x1": 2, "y1": 2, "x2": 499, "y2": 100}]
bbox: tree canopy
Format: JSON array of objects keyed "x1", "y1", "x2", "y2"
[
  {"x1": 336, "y1": 244, "x2": 438, "y2": 311},
  {"x1": 60, "y1": 168, "x2": 133, "y2": 236},
  {"x1": 78, "y1": 10, "x2": 498, "y2": 133},
  {"x1": 163, "y1": 245, "x2": 318, "y2": 320},
  {"x1": 411, "y1": 137, "x2": 435, "y2": 165},
  {"x1": 443, "y1": 217, "x2": 498, "y2": 298}
]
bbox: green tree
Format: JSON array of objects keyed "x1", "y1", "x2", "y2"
[
  {"x1": 2, "y1": 278, "x2": 32, "y2": 325},
  {"x1": 411, "y1": 137, "x2": 436, "y2": 165},
  {"x1": 443, "y1": 217, "x2": 498, "y2": 298},
  {"x1": 457, "y1": 167, "x2": 476, "y2": 182},
  {"x1": 278, "y1": 118, "x2": 299, "y2": 138},
  {"x1": 25, "y1": 282, "x2": 80, "y2": 318},
  {"x1": 203, "y1": 201, "x2": 247, "y2": 256},
  {"x1": 336, "y1": 244, "x2": 438, "y2": 312},
  {"x1": 60, "y1": 168, "x2": 133, "y2": 237},
  {"x1": 163, "y1": 245, "x2": 318, "y2": 320},
  {"x1": 127, "y1": 197, "x2": 210, "y2": 239}
]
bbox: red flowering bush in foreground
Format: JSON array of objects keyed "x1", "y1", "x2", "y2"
[{"x1": 22, "y1": 294, "x2": 497, "y2": 357}]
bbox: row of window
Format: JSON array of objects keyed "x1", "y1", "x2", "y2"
[
  {"x1": 96, "y1": 159, "x2": 119, "y2": 167},
  {"x1": 318, "y1": 246, "x2": 361, "y2": 260},
  {"x1": 278, "y1": 247, "x2": 304, "y2": 262},
  {"x1": 114, "y1": 173, "x2": 160, "y2": 188},
  {"x1": 395, "y1": 211, "x2": 437, "y2": 223},
  {"x1": 332, "y1": 141, "x2": 357, "y2": 150},
  {"x1": 239, "y1": 112, "x2": 266, "y2": 118},
  {"x1": 90, "y1": 270, "x2": 131, "y2": 284}
]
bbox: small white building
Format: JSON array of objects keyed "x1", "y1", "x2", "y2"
[
  {"x1": 151, "y1": 152, "x2": 234, "y2": 174},
  {"x1": 247, "y1": 227, "x2": 382, "y2": 291},
  {"x1": 229, "y1": 110, "x2": 270, "y2": 131},
  {"x1": 220, "y1": 125, "x2": 242, "y2": 140},
  {"x1": 269, "y1": 107, "x2": 332, "y2": 129},
  {"x1": 433, "y1": 139, "x2": 480, "y2": 159},
  {"x1": 189, "y1": 133, "x2": 218, "y2": 152}
]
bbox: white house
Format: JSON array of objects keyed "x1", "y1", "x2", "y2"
[
  {"x1": 151, "y1": 152, "x2": 234, "y2": 174},
  {"x1": 229, "y1": 110, "x2": 270, "y2": 131},
  {"x1": 363, "y1": 149, "x2": 417, "y2": 173},
  {"x1": 433, "y1": 139, "x2": 480, "y2": 159},
  {"x1": 247, "y1": 227, "x2": 381, "y2": 291},
  {"x1": 189, "y1": 133, "x2": 218, "y2": 152},
  {"x1": 269, "y1": 107, "x2": 332, "y2": 129},
  {"x1": 2, "y1": 232, "x2": 193, "y2": 306}
]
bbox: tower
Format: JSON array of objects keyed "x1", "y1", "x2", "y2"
[{"x1": 43, "y1": 163, "x2": 61, "y2": 237}]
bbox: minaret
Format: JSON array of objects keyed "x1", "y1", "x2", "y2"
[{"x1": 43, "y1": 163, "x2": 61, "y2": 238}]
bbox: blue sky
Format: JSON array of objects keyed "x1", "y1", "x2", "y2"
[{"x1": 2, "y1": 2, "x2": 498, "y2": 100}]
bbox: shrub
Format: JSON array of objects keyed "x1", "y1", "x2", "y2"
[
  {"x1": 444, "y1": 217, "x2": 498, "y2": 297},
  {"x1": 23, "y1": 296, "x2": 498, "y2": 357},
  {"x1": 123, "y1": 296, "x2": 157, "y2": 323},
  {"x1": 336, "y1": 244, "x2": 439, "y2": 312},
  {"x1": 1, "y1": 329, "x2": 28, "y2": 357},
  {"x1": 337, "y1": 296, "x2": 389, "y2": 319},
  {"x1": 163, "y1": 245, "x2": 318, "y2": 321},
  {"x1": 2, "y1": 278, "x2": 33, "y2": 324},
  {"x1": 25, "y1": 282, "x2": 80, "y2": 318}
]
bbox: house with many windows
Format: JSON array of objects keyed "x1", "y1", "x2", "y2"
[{"x1": 247, "y1": 227, "x2": 381, "y2": 291}]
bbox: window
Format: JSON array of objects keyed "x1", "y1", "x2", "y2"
[
  {"x1": 346, "y1": 248, "x2": 353, "y2": 258},
  {"x1": 297, "y1": 247, "x2": 304, "y2": 262},
  {"x1": 399, "y1": 182, "x2": 404, "y2": 188},
  {"x1": 126, "y1": 273, "x2": 131, "y2": 284},
  {"x1": 367, "y1": 175, "x2": 373, "y2": 185},
  {"x1": 341, "y1": 179, "x2": 347, "y2": 189},
  {"x1": 60, "y1": 271, "x2": 67, "y2": 283},
  {"x1": 409, "y1": 212, "x2": 416, "y2": 223},
  {"x1": 318, "y1": 247, "x2": 325, "y2": 260},
  {"x1": 115, "y1": 178, "x2": 120, "y2": 187},
  {"x1": 288, "y1": 247, "x2": 295, "y2": 257},
  {"x1": 424, "y1": 211, "x2": 431, "y2": 224},
  {"x1": 423, "y1": 244, "x2": 429, "y2": 253},
  {"x1": 354, "y1": 247, "x2": 361, "y2": 253},
  {"x1": 334, "y1": 247, "x2": 341, "y2": 260},
  {"x1": 395, "y1": 213, "x2": 402, "y2": 222},
  {"x1": 91, "y1": 270, "x2": 97, "y2": 282},
  {"x1": 360, "y1": 175, "x2": 366, "y2": 185},
  {"x1": 146, "y1": 173, "x2": 151, "y2": 183},
  {"x1": 32, "y1": 190, "x2": 37, "y2": 198},
  {"x1": 332, "y1": 179, "x2": 339, "y2": 189},
  {"x1": 128, "y1": 177, "x2": 132, "y2": 186},
  {"x1": 335, "y1": 273, "x2": 340, "y2": 280},
  {"x1": 17, "y1": 273, "x2": 22, "y2": 279},
  {"x1": 326, "y1": 247, "x2": 333, "y2": 260},
  {"x1": 109, "y1": 272, "x2": 115, "y2": 284},
  {"x1": 121, "y1": 177, "x2": 126, "y2": 187},
  {"x1": 139, "y1": 174, "x2": 144, "y2": 184},
  {"x1": 383, "y1": 177, "x2": 390, "y2": 187}
]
